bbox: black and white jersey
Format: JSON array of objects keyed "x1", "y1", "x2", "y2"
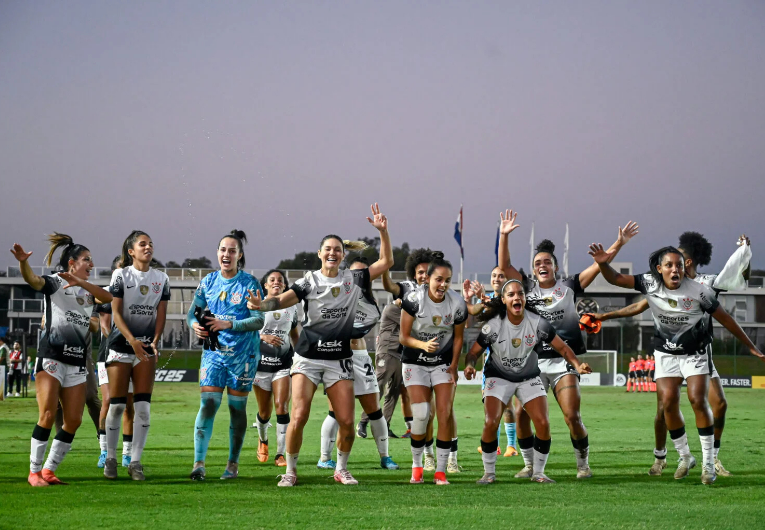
[
  {"x1": 38, "y1": 274, "x2": 96, "y2": 367},
  {"x1": 258, "y1": 306, "x2": 299, "y2": 372},
  {"x1": 633, "y1": 273, "x2": 720, "y2": 355},
  {"x1": 94, "y1": 302, "x2": 112, "y2": 363},
  {"x1": 400, "y1": 284, "x2": 468, "y2": 366},
  {"x1": 477, "y1": 312, "x2": 556, "y2": 382},
  {"x1": 291, "y1": 268, "x2": 370, "y2": 360},
  {"x1": 107, "y1": 266, "x2": 171, "y2": 353},
  {"x1": 351, "y1": 289, "x2": 381, "y2": 339},
  {"x1": 525, "y1": 275, "x2": 586, "y2": 357},
  {"x1": 394, "y1": 280, "x2": 418, "y2": 301}
]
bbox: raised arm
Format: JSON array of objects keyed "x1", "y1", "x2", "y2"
[
  {"x1": 587, "y1": 244, "x2": 636, "y2": 290},
  {"x1": 711, "y1": 306, "x2": 765, "y2": 361},
  {"x1": 10, "y1": 244, "x2": 45, "y2": 291},
  {"x1": 497, "y1": 210, "x2": 523, "y2": 282},
  {"x1": 578, "y1": 221, "x2": 639, "y2": 288},
  {"x1": 58, "y1": 272, "x2": 113, "y2": 304},
  {"x1": 591, "y1": 299, "x2": 649, "y2": 321},
  {"x1": 367, "y1": 203, "x2": 394, "y2": 280},
  {"x1": 381, "y1": 271, "x2": 401, "y2": 298},
  {"x1": 463, "y1": 280, "x2": 486, "y2": 316}
]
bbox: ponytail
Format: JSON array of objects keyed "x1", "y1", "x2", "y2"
[
  {"x1": 534, "y1": 239, "x2": 558, "y2": 267},
  {"x1": 426, "y1": 251, "x2": 452, "y2": 276},
  {"x1": 45, "y1": 233, "x2": 89, "y2": 272},
  {"x1": 219, "y1": 230, "x2": 248, "y2": 269},
  {"x1": 119, "y1": 230, "x2": 150, "y2": 268},
  {"x1": 319, "y1": 234, "x2": 368, "y2": 253}
]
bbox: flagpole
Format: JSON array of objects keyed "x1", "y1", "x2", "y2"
[
  {"x1": 529, "y1": 221, "x2": 535, "y2": 273},
  {"x1": 563, "y1": 223, "x2": 570, "y2": 277}
]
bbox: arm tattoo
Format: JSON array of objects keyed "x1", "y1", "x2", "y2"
[{"x1": 261, "y1": 298, "x2": 281, "y2": 312}]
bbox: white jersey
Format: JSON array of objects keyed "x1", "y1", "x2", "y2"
[
  {"x1": 400, "y1": 284, "x2": 468, "y2": 366},
  {"x1": 108, "y1": 266, "x2": 171, "y2": 354},
  {"x1": 258, "y1": 306, "x2": 299, "y2": 372},
  {"x1": 633, "y1": 273, "x2": 719, "y2": 355},
  {"x1": 526, "y1": 275, "x2": 586, "y2": 356},
  {"x1": 38, "y1": 274, "x2": 96, "y2": 367},
  {"x1": 477, "y1": 312, "x2": 557, "y2": 382},
  {"x1": 352, "y1": 288, "x2": 380, "y2": 339},
  {"x1": 291, "y1": 268, "x2": 370, "y2": 360}
]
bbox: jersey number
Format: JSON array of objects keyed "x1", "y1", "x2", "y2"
[{"x1": 364, "y1": 362, "x2": 373, "y2": 376}]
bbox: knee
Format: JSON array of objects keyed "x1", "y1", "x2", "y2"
[
  {"x1": 65, "y1": 415, "x2": 83, "y2": 432},
  {"x1": 534, "y1": 416, "x2": 550, "y2": 434},
  {"x1": 484, "y1": 414, "x2": 500, "y2": 433},
  {"x1": 290, "y1": 405, "x2": 311, "y2": 427},
  {"x1": 712, "y1": 398, "x2": 727, "y2": 418},
  {"x1": 687, "y1": 393, "x2": 709, "y2": 412},
  {"x1": 564, "y1": 410, "x2": 582, "y2": 428},
  {"x1": 38, "y1": 409, "x2": 55, "y2": 428},
  {"x1": 410, "y1": 402, "x2": 430, "y2": 436},
  {"x1": 274, "y1": 400, "x2": 288, "y2": 415},
  {"x1": 333, "y1": 409, "x2": 354, "y2": 429}
]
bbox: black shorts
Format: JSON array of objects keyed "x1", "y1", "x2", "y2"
[
  {"x1": 628, "y1": 371, "x2": 637, "y2": 379},
  {"x1": 648, "y1": 370, "x2": 655, "y2": 379},
  {"x1": 636, "y1": 370, "x2": 645, "y2": 378}
]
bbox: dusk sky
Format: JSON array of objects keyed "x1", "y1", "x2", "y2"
[{"x1": 1, "y1": 1, "x2": 763, "y2": 276}]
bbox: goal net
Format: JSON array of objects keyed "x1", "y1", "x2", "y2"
[{"x1": 581, "y1": 350, "x2": 618, "y2": 386}]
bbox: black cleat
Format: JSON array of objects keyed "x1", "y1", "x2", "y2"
[{"x1": 356, "y1": 421, "x2": 368, "y2": 439}]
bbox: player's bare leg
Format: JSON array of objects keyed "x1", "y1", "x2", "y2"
[
  {"x1": 524, "y1": 396, "x2": 553, "y2": 483},
  {"x1": 358, "y1": 392, "x2": 399, "y2": 470},
  {"x1": 553, "y1": 374, "x2": 591, "y2": 478},
  {"x1": 514, "y1": 400, "x2": 534, "y2": 478},
  {"x1": 649, "y1": 390, "x2": 669, "y2": 476},
  {"x1": 272, "y1": 377, "x2": 291, "y2": 467},
  {"x1": 477, "y1": 396, "x2": 504, "y2": 484},
  {"x1": 708, "y1": 378, "x2": 730, "y2": 476},
  {"x1": 659, "y1": 377, "x2": 698, "y2": 480},
  {"x1": 326, "y1": 379, "x2": 358, "y2": 485},
  {"x1": 279, "y1": 374, "x2": 317, "y2": 486},
  {"x1": 253, "y1": 385, "x2": 273, "y2": 463},
  {"x1": 686, "y1": 374, "x2": 715, "y2": 484}
]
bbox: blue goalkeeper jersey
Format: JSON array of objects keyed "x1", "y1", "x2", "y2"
[{"x1": 190, "y1": 270, "x2": 264, "y2": 366}]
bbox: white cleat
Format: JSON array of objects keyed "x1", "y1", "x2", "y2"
[
  {"x1": 333, "y1": 469, "x2": 359, "y2": 485},
  {"x1": 714, "y1": 458, "x2": 732, "y2": 477},
  {"x1": 674, "y1": 455, "x2": 696, "y2": 480},
  {"x1": 701, "y1": 464, "x2": 717, "y2": 485},
  {"x1": 514, "y1": 464, "x2": 533, "y2": 478},
  {"x1": 648, "y1": 459, "x2": 668, "y2": 476},
  {"x1": 423, "y1": 454, "x2": 436, "y2": 472},
  {"x1": 476, "y1": 473, "x2": 496, "y2": 485},
  {"x1": 531, "y1": 473, "x2": 556, "y2": 483},
  {"x1": 277, "y1": 472, "x2": 297, "y2": 487},
  {"x1": 576, "y1": 466, "x2": 592, "y2": 479},
  {"x1": 446, "y1": 460, "x2": 462, "y2": 474}
]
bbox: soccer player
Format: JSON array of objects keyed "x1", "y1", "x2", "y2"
[
  {"x1": 627, "y1": 357, "x2": 637, "y2": 392},
  {"x1": 188, "y1": 230, "x2": 264, "y2": 480},
  {"x1": 103, "y1": 231, "x2": 170, "y2": 481},
  {"x1": 499, "y1": 209, "x2": 639, "y2": 479},
  {"x1": 318, "y1": 257, "x2": 399, "y2": 470},
  {"x1": 635, "y1": 355, "x2": 646, "y2": 392},
  {"x1": 399, "y1": 252, "x2": 467, "y2": 486},
  {"x1": 588, "y1": 242, "x2": 764, "y2": 484},
  {"x1": 587, "y1": 233, "x2": 751, "y2": 477},
  {"x1": 646, "y1": 355, "x2": 656, "y2": 391},
  {"x1": 11, "y1": 235, "x2": 112, "y2": 486},
  {"x1": 248, "y1": 203, "x2": 394, "y2": 487},
  {"x1": 252, "y1": 269, "x2": 298, "y2": 468},
  {"x1": 466, "y1": 279, "x2": 592, "y2": 484}
]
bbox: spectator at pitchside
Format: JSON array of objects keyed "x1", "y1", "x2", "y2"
[
  {"x1": 0, "y1": 337, "x2": 9, "y2": 396},
  {"x1": 8, "y1": 342, "x2": 24, "y2": 397}
]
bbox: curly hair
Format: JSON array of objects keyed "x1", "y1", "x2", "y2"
[
  {"x1": 405, "y1": 248, "x2": 434, "y2": 281},
  {"x1": 534, "y1": 239, "x2": 558, "y2": 267},
  {"x1": 678, "y1": 231, "x2": 712, "y2": 267}
]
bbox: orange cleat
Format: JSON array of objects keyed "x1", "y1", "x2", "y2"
[
  {"x1": 274, "y1": 455, "x2": 286, "y2": 467},
  {"x1": 504, "y1": 446, "x2": 518, "y2": 457},
  {"x1": 257, "y1": 441, "x2": 269, "y2": 463},
  {"x1": 410, "y1": 467, "x2": 424, "y2": 484},
  {"x1": 28, "y1": 472, "x2": 49, "y2": 487},
  {"x1": 41, "y1": 469, "x2": 68, "y2": 485},
  {"x1": 433, "y1": 471, "x2": 450, "y2": 485}
]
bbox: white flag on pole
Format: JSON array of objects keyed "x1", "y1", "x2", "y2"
[
  {"x1": 529, "y1": 222, "x2": 535, "y2": 273},
  {"x1": 563, "y1": 223, "x2": 569, "y2": 277}
]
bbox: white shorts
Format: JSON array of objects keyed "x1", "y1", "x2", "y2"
[
  {"x1": 711, "y1": 362, "x2": 719, "y2": 380},
  {"x1": 402, "y1": 363, "x2": 454, "y2": 388},
  {"x1": 290, "y1": 353, "x2": 353, "y2": 389},
  {"x1": 655, "y1": 350, "x2": 712, "y2": 380},
  {"x1": 352, "y1": 350, "x2": 379, "y2": 397},
  {"x1": 484, "y1": 376, "x2": 547, "y2": 406},
  {"x1": 253, "y1": 369, "x2": 291, "y2": 392},
  {"x1": 97, "y1": 362, "x2": 133, "y2": 392},
  {"x1": 36, "y1": 358, "x2": 86, "y2": 388},
  {"x1": 537, "y1": 357, "x2": 578, "y2": 392},
  {"x1": 106, "y1": 349, "x2": 142, "y2": 367}
]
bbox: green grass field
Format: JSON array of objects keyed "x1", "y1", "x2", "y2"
[{"x1": 2, "y1": 384, "x2": 764, "y2": 529}]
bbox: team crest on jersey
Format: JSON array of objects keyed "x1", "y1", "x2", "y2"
[
  {"x1": 404, "y1": 368, "x2": 412, "y2": 381},
  {"x1": 152, "y1": 282, "x2": 162, "y2": 294},
  {"x1": 331, "y1": 287, "x2": 341, "y2": 297},
  {"x1": 200, "y1": 367, "x2": 207, "y2": 380},
  {"x1": 443, "y1": 313, "x2": 453, "y2": 325},
  {"x1": 76, "y1": 297, "x2": 85, "y2": 305},
  {"x1": 432, "y1": 316, "x2": 442, "y2": 326},
  {"x1": 273, "y1": 312, "x2": 281, "y2": 320},
  {"x1": 407, "y1": 291, "x2": 417, "y2": 303},
  {"x1": 524, "y1": 334, "x2": 535, "y2": 346},
  {"x1": 231, "y1": 292, "x2": 242, "y2": 304},
  {"x1": 487, "y1": 380, "x2": 496, "y2": 390},
  {"x1": 86, "y1": 294, "x2": 95, "y2": 305},
  {"x1": 668, "y1": 299, "x2": 677, "y2": 308},
  {"x1": 682, "y1": 298, "x2": 693, "y2": 310},
  {"x1": 553, "y1": 288, "x2": 564, "y2": 299},
  {"x1": 344, "y1": 281, "x2": 352, "y2": 294},
  {"x1": 481, "y1": 324, "x2": 491, "y2": 335},
  {"x1": 140, "y1": 285, "x2": 149, "y2": 295},
  {"x1": 512, "y1": 338, "x2": 522, "y2": 348},
  {"x1": 454, "y1": 309, "x2": 464, "y2": 322},
  {"x1": 45, "y1": 361, "x2": 58, "y2": 374},
  {"x1": 219, "y1": 291, "x2": 227, "y2": 302},
  {"x1": 543, "y1": 297, "x2": 553, "y2": 307}
]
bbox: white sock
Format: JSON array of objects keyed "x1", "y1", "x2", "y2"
[
  {"x1": 276, "y1": 417, "x2": 289, "y2": 456},
  {"x1": 44, "y1": 437, "x2": 73, "y2": 472},
  {"x1": 436, "y1": 444, "x2": 450, "y2": 473},
  {"x1": 654, "y1": 447, "x2": 667, "y2": 461},
  {"x1": 286, "y1": 452, "x2": 299, "y2": 473},
  {"x1": 30, "y1": 434, "x2": 50, "y2": 473},
  {"x1": 448, "y1": 437, "x2": 458, "y2": 463},
  {"x1": 411, "y1": 444, "x2": 424, "y2": 468},
  {"x1": 320, "y1": 414, "x2": 338, "y2": 461},
  {"x1": 123, "y1": 440, "x2": 132, "y2": 457},
  {"x1": 105, "y1": 402, "x2": 126, "y2": 459},
  {"x1": 714, "y1": 446, "x2": 720, "y2": 459},
  {"x1": 369, "y1": 415, "x2": 389, "y2": 458},
  {"x1": 573, "y1": 441, "x2": 589, "y2": 468},
  {"x1": 256, "y1": 414, "x2": 270, "y2": 443},
  {"x1": 671, "y1": 431, "x2": 691, "y2": 459},
  {"x1": 521, "y1": 447, "x2": 534, "y2": 467},
  {"x1": 700, "y1": 434, "x2": 715, "y2": 468},
  {"x1": 533, "y1": 449, "x2": 549, "y2": 476},
  {"x1": 337, "y1": 449, "x2": 350, "y2": 472},
  {"x1": 99, "y1": 434, "x2": 107, "y2": 452},
  {"x1": 131, "y1": 401, "x2": 151, "y2": 463},
  {"x1": 482, "y1": 450, "x2": 497, "y2": 475}
]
